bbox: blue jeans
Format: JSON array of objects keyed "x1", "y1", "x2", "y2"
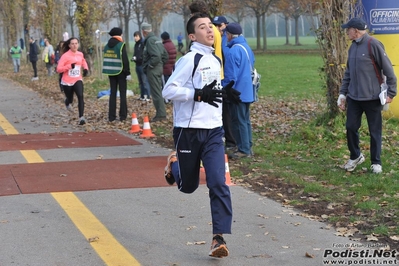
[
  {"x1": 12, "y1": 58, "x2": 20, "y2": 73},
  {"x1": 231, "y1": 102, "x2": 252, "y2": 154},
  {"x1": 135, "y1": 65, "x2": 150, "y2": 98},
  {"x1": 346, "y1": 97, "x2": 382, "y2": 165}
]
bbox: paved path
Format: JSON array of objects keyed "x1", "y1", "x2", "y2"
[{"x1": 0, "y1": 78, "x2": 386, "y2": 266}]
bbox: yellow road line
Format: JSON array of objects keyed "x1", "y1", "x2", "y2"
[
  {"x1": 0, "y1": 113, "x2": 18, "y2": 134},
  {"x1": 20, "y1": 150, "x2": 45, "y2": 163},
  {"x1": 0, "y1": 113, "x2": 44, "y2": 163},
  {"x1": 0, "y1": 112, "x2": 141, "y2": 266},
  {"x1": 52, "y1": 192, "x2": 141, "y2": 266}
]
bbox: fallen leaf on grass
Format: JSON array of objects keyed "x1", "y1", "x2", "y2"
[
  {"x1": 366, "y1": 234, "x2": 379, "y2": 241},
  {"x1": 390, "y1": 235, "x2": 399, "y2": 241}
]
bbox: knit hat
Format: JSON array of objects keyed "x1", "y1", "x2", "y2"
[
  {"x1": 226, "y1": 22, "x2": 242, "y2": 35},
  {"x1": 109, "y1": 27, "x2": 123, "y2": 36},
  {"x1": 161, "y1": 31, "x2": 170, "y2": 40},
  {"x1": 341, "y1": 18, "x2": 367, "y2": 30},
  {"x1": 141, "y1": 23, "x2": 152, "y2": 31}
]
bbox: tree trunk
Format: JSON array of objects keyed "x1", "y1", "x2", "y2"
[
  {"x1": 262, "y1": 14, "x2": 267, "y2": 51},
  {"x1": 312, "y1": 0, "x2": 355, "y2": 117},
  {"x1": 294, "y1": 16, "x2": 300, "y2": 45},
  {"x1": 285, "y1": 16, "x2": 289, "y2": 45},
  {"x1": 256, "y1": 13, "x2": 261, "y2": 50}
]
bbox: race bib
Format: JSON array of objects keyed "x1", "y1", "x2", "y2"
[
  {"x1": 200, "y1": 68, "x2": 220, "y2": 88},
  {"x1": 68, "y1": 65, "x2": 81, "y2": 77}
]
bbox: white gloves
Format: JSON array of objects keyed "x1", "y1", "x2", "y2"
[
  {"x1": 337, "y1": 94, "x2": 346, "y2": 107},
  {"x1": 126, "y1": 75, "x2": 132, "y2": 81}
]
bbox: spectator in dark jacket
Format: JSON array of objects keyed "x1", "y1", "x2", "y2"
[
  {"x1": 161, "y1": 31, "x2": 177, "y2": 84},
  {"x1": 102, "y1": 27, "x2": 131, "y2": 122},
  {"x1": 142, "y1": 23, "x2": 169, "y2": 122},
  {"x1": 28, "y1": 37, "x2": 40, "y2": 81},
  {"x1": 132, "y1": 31, "x2": 150, "y2": 101}
]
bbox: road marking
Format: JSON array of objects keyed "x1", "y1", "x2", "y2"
[
  {"x1": 0, "y1": 112, "x2": 141, "y2": 265},
  {"x1": 0, "y1": 114, "x2": 44, "y2": 163},
  {"x1": 20, "y1": 150, "x2": 45, "y2": 163},
  {"x1": 52, "y1": 192, "x2": 141, "y2": 266},
  {"x1": 0, "y1": 113, "x2": 18, "y2": 134}
]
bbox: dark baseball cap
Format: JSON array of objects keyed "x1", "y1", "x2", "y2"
[
  {"x1": 341, "y1": 18, "x2": 367, "y2": 30},
  {"x1": 213, "y1": 16, "x2": 229, "y2": 25}
]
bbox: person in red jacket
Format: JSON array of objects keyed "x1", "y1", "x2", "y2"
[
  {"x1": 56, "y1": 37, "x2": 89, "y2": 125},
  {"x1": 161, "y1": 31, "x2": 177, "y2": 85}
]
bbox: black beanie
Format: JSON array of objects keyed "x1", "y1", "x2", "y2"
[
  {"x1": 109, "y1": 27, "x2": 123, "y2": 36},
  {"x1": 161, "y1": 31, "x2": 170, "y2": 40}
]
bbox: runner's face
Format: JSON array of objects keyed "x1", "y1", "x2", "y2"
[
  {"x1": 69, "y1": 39, "x2": 79, "y2": 52},
  {"x1": 189, "y1": 18, "x2": 214, "y2": 46}
]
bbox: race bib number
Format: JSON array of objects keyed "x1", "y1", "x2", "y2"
[
  {"x1": 68, "y1": 65, "x2": 81, "y2": 77},
  {"x1": 200, "y1": 68, "x2": 220, "y2": 88}
]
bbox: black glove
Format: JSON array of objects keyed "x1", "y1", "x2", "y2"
[
  {"x1": 194, "y1": 80, "x2": 225, "y2": 108},
  {"x1": 83, "y1": 69, "x2": 88, "y2": 77},
  {"x1": 223, "y1": 81, "x2": 241, "y2": 104},
  {"x1": 71, "y1": 63, "x2": 75, "y2": 69}
]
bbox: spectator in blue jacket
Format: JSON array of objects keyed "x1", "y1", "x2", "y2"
[{"x1": 222, "y1": 23, "x2": 255, "y2": 159}]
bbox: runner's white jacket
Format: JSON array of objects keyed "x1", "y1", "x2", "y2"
[{"x1": 162, "y1": 42, "x2": 223, "y2": 129}]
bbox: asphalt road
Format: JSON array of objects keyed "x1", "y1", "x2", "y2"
[{"x1": 0, "y1": 77, "x2": 387, "y2": 266}]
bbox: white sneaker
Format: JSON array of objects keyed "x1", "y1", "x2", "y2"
[
  {"x1": 371, "y1": 164, "x2": 382, "y2": 174},
  {"x1": 66, "y1": 104, "x2": 73, "y2": 112},
  {"x1": 344, "y1": 154, "x2": 365, "y2": 171},
  {"x1": 79, "y1": 117, "x2": 86, "y2": 125},
  {"x1": 31, "y1": 77, "x2": 39, "y2": 81}
]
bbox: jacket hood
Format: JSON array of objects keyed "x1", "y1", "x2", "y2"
[{"x1": 107, "y1": 37, "x2": 121, "y2": 48}]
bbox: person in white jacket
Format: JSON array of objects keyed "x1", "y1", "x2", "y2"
[{"x1": 162, "y1": 13, "x2": 240, "y2": 258}]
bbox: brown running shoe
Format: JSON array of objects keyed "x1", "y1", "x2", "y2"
[
  {"x1": 164, "y1": 151, "x2": 177, "y2": 185},
  {"x1": 209, "y1": 235, "x2": 229, "y2": 258}
]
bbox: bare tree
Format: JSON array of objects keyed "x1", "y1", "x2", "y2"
[
  {"x1": 310, "y1": 0, "x2": 356, "y2": 116},
  {"x1": 74, "y1": 0, "x2": 99, "y2": 71},
  {"x1": 142, "y1": 0, "x2": 172, "y2": 36},
  {"x1": 169, "y1": 0, "x2": 192, "y2": 48},
  {"x1": 245, "y1": 0, "x2": 276, "y2": 51},
  {"x1": 64, "y1": 0, "x2": 76, "y2": 37},
  {"x1": 113, "y1": 0, "x2": 134, "y2": 51},
  {"x1": 0, "y1": 0, "x2": 19, "y2": 51}
]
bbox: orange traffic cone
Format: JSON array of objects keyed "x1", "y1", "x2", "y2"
[
  {"x1": 224, "y1": 154, "x2": 234, "y2": 186},
  {"x1": 129, "y1": 113, "x2": 141, "y2": 134},
  {"x1": 139, "y1": 116, "x2": 156, "y2": 138}
]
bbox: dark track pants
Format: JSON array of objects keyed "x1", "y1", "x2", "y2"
[
  {"x1": 346, "y1": 97, "x2": 382, "y2": 165},
  {"x1": 171, "y1": 127, "x2": 232, "y2": 234},
  {"x1": 108, "y1": 74, "x2": 128, "y2": 122}
]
